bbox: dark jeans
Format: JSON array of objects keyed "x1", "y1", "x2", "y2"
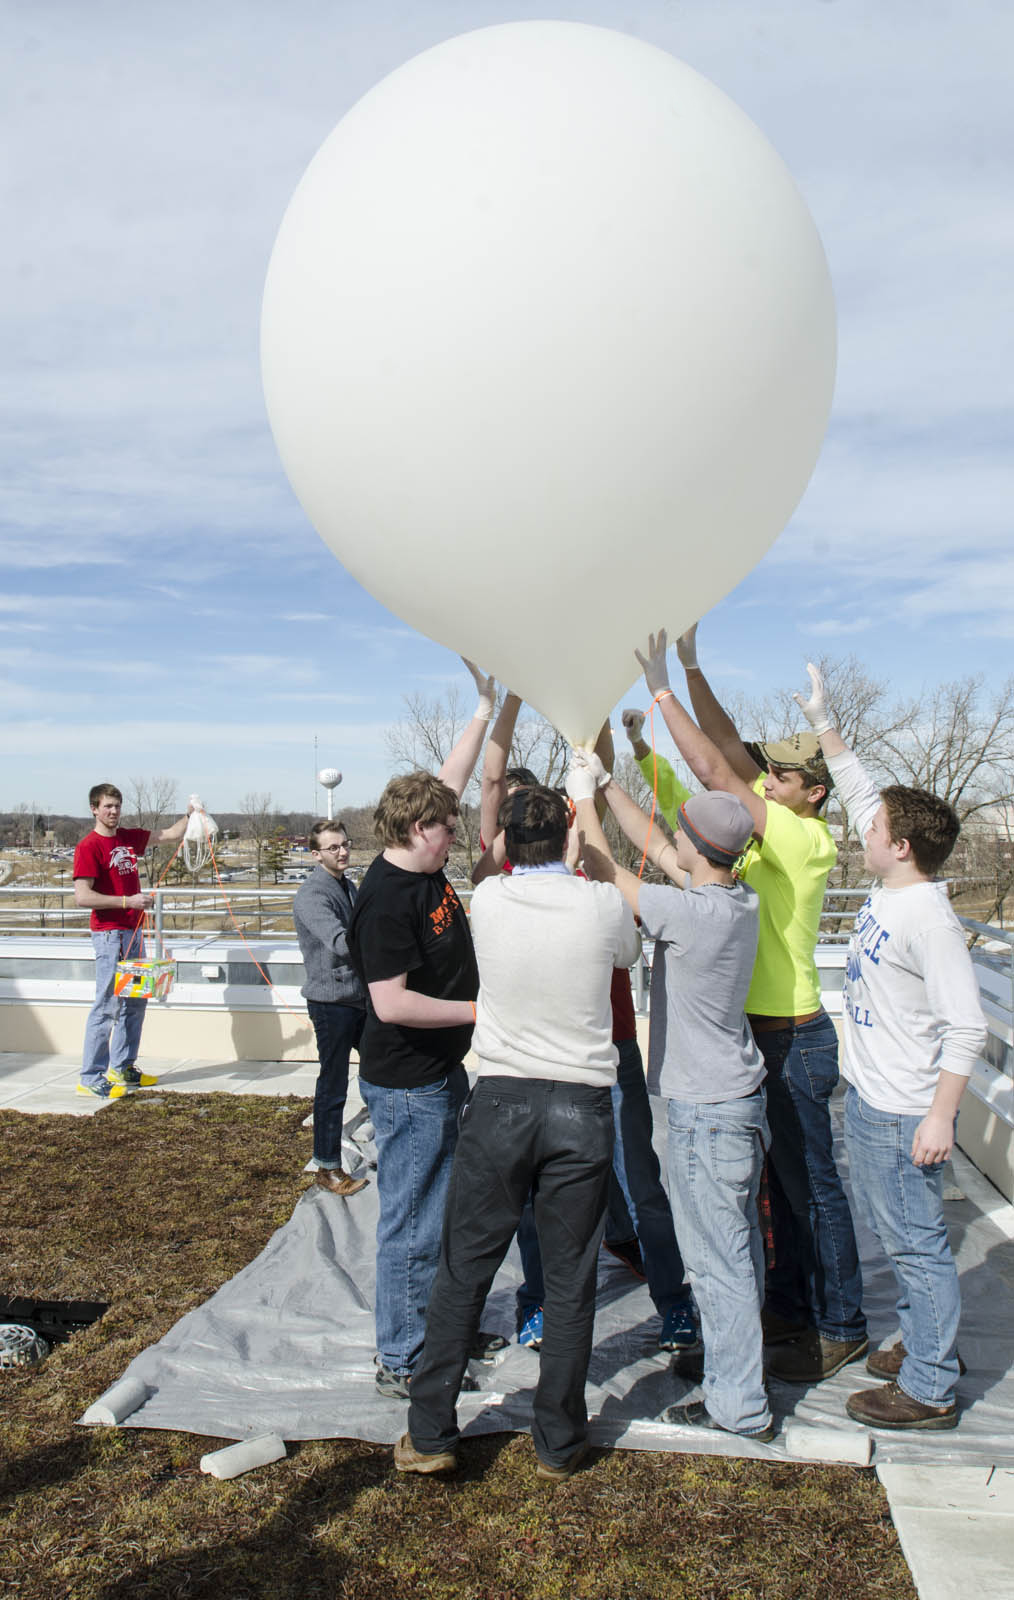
[
  {"x1": 759, "y1": 1012, "x2": 866, "y2": 1341},
  {"x1": 407, "y1": 1076, "x2": 613, "y2": 1469},
  {"x1": 517, "y1": 1036, "x2": 688, "y2": 1318},
  {"x1": 306, "y1": 1000, "x2": 366, "y2": 1168}
]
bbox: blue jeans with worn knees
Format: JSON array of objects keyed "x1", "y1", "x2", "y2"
[
  {"x1": 760, "y1": 1012, "x2": 866, "y2": 1341},
  {"x1": 81, "y1": 929, "x2": 148, "y2": 1087},
  {"x1": 609, "y1": 1035, "x2": 689, "y2": 1315},
  {"x1": 844, "y1": 1085, "x2": 961, "y2": 1407},
  {"x1": 360, "y1": 1067, "x2": 468, "y2": 1376},
  {"x1": 307, "y1": 1000, "x2": 365, "y2": 1168},
  {"x1": 407, "y1": 1076, "x2": 613, "y2": 1468},
  {"x1": 666, "y1": 1091, "x2": 771, "y2": 1436}
]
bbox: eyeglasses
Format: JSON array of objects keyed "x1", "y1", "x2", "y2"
[{"x1": 317, "y1": 841, "x2": 351, "y2": 854}]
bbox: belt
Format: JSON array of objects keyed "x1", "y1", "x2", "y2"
[{"x1": 747, "y1": 1008, "x2": 823, "y2": 1033}]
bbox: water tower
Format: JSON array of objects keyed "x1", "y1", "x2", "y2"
[{"x1": 317, "y1": 768, "x2": 342, "y2": 821}]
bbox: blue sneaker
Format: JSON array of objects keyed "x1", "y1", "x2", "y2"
[
  {"x1": 76, "y1": 1081, "x2": 127, "y2": 1100},
  {"x1": 518, "y1": 1306, "x2": 543, "y2": 1351},
  {"x1": 659, "y1": 1302, "x2": 699, "y2": 1352}
]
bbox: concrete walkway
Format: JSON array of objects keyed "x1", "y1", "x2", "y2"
[{"x1": 2, "y1": 1049, "x2": 1012, "y2": 1600}]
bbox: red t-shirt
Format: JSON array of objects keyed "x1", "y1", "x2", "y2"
[{"x1": 73, "y1": 828, "x2": 151, "y2": 931}]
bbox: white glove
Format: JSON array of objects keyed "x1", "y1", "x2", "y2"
[
  {"x1": 676, "y1": 624, "x2": 699, "y2": 671},
  {"x1": 621, "y1": 708, "x2": 645, "y2": 745},
  {"x1": 792, "y1": 663, "x2": 833, "y2": 735},
  {"x1": 634, "y1": 630, "x2": 672, "y2": 697},
  {"x1": 462, "y1": 658, "x2": 495, "y2": 722},
  {"x1": 565, "y1": 752, "x2": 599, "y2": 803}
]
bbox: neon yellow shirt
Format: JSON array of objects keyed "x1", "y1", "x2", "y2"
[
  {"x1": 635, "y1": 751, "x2": 691, "y2": 829},
  {"x1": 637, "y1": 755, "x2": 835, "y2": 1015}
]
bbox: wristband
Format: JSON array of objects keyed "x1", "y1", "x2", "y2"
[
  {"x1": 654, "y1": 689, "x2": 675, "y2": 703},
  {"x1": 122, "y1": 896, "x2": 126, "y2": 909},
  {"x1": 470, "y1": 1001, "x2": 477, "y2": 1021}
]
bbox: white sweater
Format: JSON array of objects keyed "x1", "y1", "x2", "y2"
[
  {"x1": 469, "y1": 869, "x2": 641, "y2": 1088},
  {"x1": 828, "y1": 748, "x2": 987, "y2": 1114}
]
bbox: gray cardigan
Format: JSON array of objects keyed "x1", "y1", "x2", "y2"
[{"x1": 292, "y1": 865, "x2": 366, "y2": 1006}]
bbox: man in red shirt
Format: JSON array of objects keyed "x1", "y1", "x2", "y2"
[{"x1": 73, "y1": 783, "x2": 192, "y2": 1099}]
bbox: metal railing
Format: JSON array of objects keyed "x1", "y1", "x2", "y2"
[{"x1": 0, "y1": 880, "x2": 880, "y2": 941}]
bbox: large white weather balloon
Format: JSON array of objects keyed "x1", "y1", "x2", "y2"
[{"x1": 262, "y1": 21, "x2": 835, "y2": 745}]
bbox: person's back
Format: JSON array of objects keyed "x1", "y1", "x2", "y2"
[
  {"x1": 470, "y1": 870, "x2": 634, "y2": 1087},
  {"x1": 639, "y1": 878, "x2": 760, "y2": 1102}
]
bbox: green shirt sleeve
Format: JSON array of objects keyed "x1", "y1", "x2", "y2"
[{"x1": 636, "y1": 752, "x2": 692, "y2": 829}]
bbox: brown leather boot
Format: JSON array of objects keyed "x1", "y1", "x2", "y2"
[
  {"x1": 315, "y1": 1167, "x2": 368, "y2": 1196},
  {"x1": 846, "y1": 1381, "x2": 958, "y2": 1431},
  {"x1": 866, "y1": 1340, "x2": 967, "y2": 1379},
  {"x1": 766, "y1": 1331, "x2": 869, "y2": 1383}
]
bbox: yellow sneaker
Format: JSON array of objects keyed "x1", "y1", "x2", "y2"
[
  {"x1": 107, "y1": 1065, "x2": 159, "y2": 1088},
  {"x1": 77, "y1": 1081, "x2": 127, "y2": 1100}
]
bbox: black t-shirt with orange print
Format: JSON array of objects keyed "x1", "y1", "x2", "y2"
[{"x1": 347, "y1": 854, "x2": 478, "y2": 1088}]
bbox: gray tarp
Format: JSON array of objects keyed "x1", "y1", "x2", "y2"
[{"x1": 81, "y1": 1106, "x2": 1014, "y2": 1467}]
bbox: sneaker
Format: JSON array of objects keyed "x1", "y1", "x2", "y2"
[
  {"x1": 393, "y1": 1432, "x2": 457, "y2": 1474},
  {"x1": 518, "y1": 1306, "x2": 543, "y2": 1351},
  {"x1": 658, "y1": 1302, "x2": 699, "y2": 1353},
  {"x1": 535, "y1": 1440, "x2": 589, "y2": 1482},
  {"x1": 845, "y1": 1381, "x2": 958, "y2": 1431},
  {"x1": 77, "y1": 1081, "x2": 127, "y2": 1100},
  {"x1": 602, "y1": 1237, "x2": 647, "y2": 1279},
  {"x1": 761, "y1": 1308, "x2": 812, "y2": 1346},
  {"x1": 107, "y1": 1064, "x2": 158, "y2": 1088},
  {"x1": 766, "y1": 1331, "x2": 869, "y2": 1384},
  {"x1": 469, "y1": 1329, "x2": 508, "y2": 1362},
  {"x1": 663, "y1": 1399, "x2": 775, "y2": 1444},
  {"x1": 866, "y1": 1340, "x2": 967, "y2": 1380},
  {"x1": 375, "y1": 1362, "x2": 412, "y2": 1399},
  {"x1": 314, "y1": 1167, "x2": 368, "y2": 1197}
]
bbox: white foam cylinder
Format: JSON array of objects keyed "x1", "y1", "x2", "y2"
[
  {"x1": 81, "y1": 1376, "x2": 152, "y2": 1426},
  {"x1": 200, "y1": 1433, "x2": 287, "y2": 1480},
  {"x1": 784, "y1": 1423, "x2": 873, "y2": 1465}
]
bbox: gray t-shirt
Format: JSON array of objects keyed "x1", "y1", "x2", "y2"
[{"x1": 639, "y1": 881, "x2": 764, "y2": 1103}]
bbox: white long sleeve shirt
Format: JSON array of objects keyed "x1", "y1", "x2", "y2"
[{"x1": 828, "y1": 748, "x2": 987, "y2": 1114}]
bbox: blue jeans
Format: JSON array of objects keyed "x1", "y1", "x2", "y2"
[
  {"x1": 844, "y1": 1085, "x2": 962, "y2": 1406},
  {"x1": 516, "y1": 1038, "x2": 689, "y2": 1320},
  {"x1": 81, "y1": 928, "x2": 148, "y2": 1087},
  {"x1": 608, "y1": 1036, "x2": 689, "y2": 1315},
  {"x1": 306, "y1": 1000, "x2": 365, "y2": 1168},
  {"x1": 408, "y1": 1076, "x2": 613, "y2": 1469},
  {"x1": 666, "y1": 1091, "x2": 772, "y2": 1436},
  {"x1": 360, "y1": 1068, "x2": 468, "y2": 1376},
  {"x1": 759, "y1": 1012, "x2": 866, "y2": 1342}
]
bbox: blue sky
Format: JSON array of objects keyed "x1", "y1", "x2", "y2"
[{"x1": 3, "y1": 1, "x2": 1011, "y2": 817}]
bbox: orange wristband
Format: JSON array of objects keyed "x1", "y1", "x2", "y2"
[{"x1": 470, "y1": 1001, "x2": 477, "y2": 1021}]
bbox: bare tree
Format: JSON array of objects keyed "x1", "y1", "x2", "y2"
[
  {"x1": 877, "y1": 675, "x2": 1014, "y2": 823},
  {"x1": 509, "y1": 710, "x2": 571, "y2": 788},
  {"x1": 126, "y1": 775, "x2": 178, "y2": 887},
  {"x1": 240, "y1": 792, "x2": 279, "y2": 886},
  {"x1": 385, "y1": 685, "x2": 486, "y2": 869}
]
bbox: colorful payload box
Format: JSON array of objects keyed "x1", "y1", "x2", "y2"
[{"x1": 113, "y1": 958, "x2": 176, "y2": 1001}]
